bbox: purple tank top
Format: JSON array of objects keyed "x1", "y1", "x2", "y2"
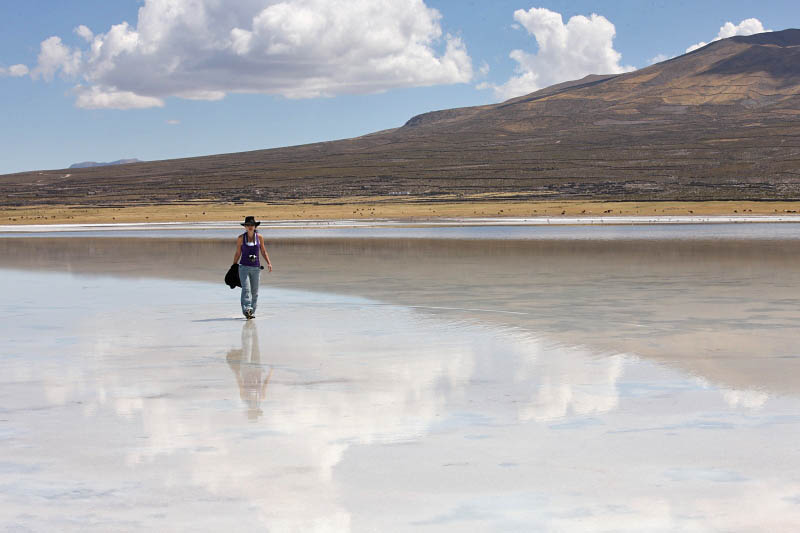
[{"x1": 239, "y1": 231, "x2": 260, "y2": 267}]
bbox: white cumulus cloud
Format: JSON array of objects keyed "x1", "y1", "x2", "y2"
[
  {"x1": 9, "y1": 64, "x2": 29, "y2": 77},
  {"x1": 686, "y1": 18, "x2": 769, "y2": 53},
  {"x1": 74, "y1": 25, "x2": 94, "y2": 42},
  {"x1": 74, "y1": 85, "x2": 165, "y2": 110},
  {"x1": 23, "y1": 0, "x2": 473, "y2": 110},
  {"x1": 0, "y1": 64, "x2": 30, "y2": 77},
  {"x1": 482, "y1": 7, "x2": 634, "y2": 101},
  {"x1": 30, "y1": 36, "x2": 82, "y2": 81},
  {"x1": 649, "y1": 53, "x2": 670, "y2": 65}
]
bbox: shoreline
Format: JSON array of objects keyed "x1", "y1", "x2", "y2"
[
  {"x1": 4, "y1": 216, "x2": 800, "y2": 234},
  {"x1": 3, "y1": 199, "x2": 800, "y2": 226}
]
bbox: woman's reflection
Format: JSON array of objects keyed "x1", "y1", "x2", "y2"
[{"x1": 226, "y1": 321, "x2": 273, "y2": 420}]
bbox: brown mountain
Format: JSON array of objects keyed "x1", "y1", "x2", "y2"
[{"x1": 3, "y1": 29, "x2": 800, "y2": 207}]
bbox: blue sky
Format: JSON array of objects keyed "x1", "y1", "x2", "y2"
[{"x1": 1, "y1": 0, "x2": 797, "y2": 175}]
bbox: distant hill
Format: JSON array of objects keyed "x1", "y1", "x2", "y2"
[
  {"x1": 69, "y1": 159, "x2": 142, "y2": 169},
  {"x1": 2, "y1": 29, "x2": 800, "y2": 206}
]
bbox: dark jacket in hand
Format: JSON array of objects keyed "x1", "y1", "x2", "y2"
[{"x1": 225, "y1": 264, "x2": 241, "y2": 289}]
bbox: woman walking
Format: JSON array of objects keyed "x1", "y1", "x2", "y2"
[{"x1": 233, "y1": 216, "x2": 272, "y2": 319}]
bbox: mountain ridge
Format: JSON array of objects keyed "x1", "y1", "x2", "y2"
[{"x1": 69, "y1": 159, "x2": 142, "y2": 169}]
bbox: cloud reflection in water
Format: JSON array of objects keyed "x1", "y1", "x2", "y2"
[{"x1": 2, "y1": 266, "x2": 799, "y2": 531}]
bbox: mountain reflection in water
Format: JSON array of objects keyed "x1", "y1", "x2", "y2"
[{"x1": 0, "y1": 229, "x2": 798, "y2": 396}]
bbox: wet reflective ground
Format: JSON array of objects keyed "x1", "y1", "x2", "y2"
[{"x1": 1, "y1": 226, "x2": 800, "y2": 531}]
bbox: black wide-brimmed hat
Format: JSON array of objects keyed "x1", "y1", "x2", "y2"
[{"x1": 240, "y1": 215, "x2": 261, "y2": 227}]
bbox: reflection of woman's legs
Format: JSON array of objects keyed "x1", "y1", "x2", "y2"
[
  {"x1": 240, "y1": 321, "x2": 269, "y2": 420},
  {"x1": 242, "y1": 320, "x2": 259, "y2": 363}
]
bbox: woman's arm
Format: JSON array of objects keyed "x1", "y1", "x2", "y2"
[
  {"x1": 259, "y1": 235, "x2": 272, "y2": 272},
  {"x1": 233, "y1": 235, "x2": 242, "y2": 264}
]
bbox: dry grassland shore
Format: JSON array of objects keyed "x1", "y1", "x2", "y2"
[{"x1": 3, "y1": 197, "x2": 800, "y2": 225}]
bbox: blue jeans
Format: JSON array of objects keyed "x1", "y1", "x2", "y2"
[{"x1": 238, "y1": 265, "x2": 260, "y2": 315}]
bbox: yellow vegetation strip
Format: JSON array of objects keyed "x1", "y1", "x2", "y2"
[{"x1": 2, "y1": 198, "x2": 800, "y2": 225}]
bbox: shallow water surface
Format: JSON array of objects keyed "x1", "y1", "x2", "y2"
[{"x1": 1, "y1": 228, "x2": 799, "y2": 531}]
